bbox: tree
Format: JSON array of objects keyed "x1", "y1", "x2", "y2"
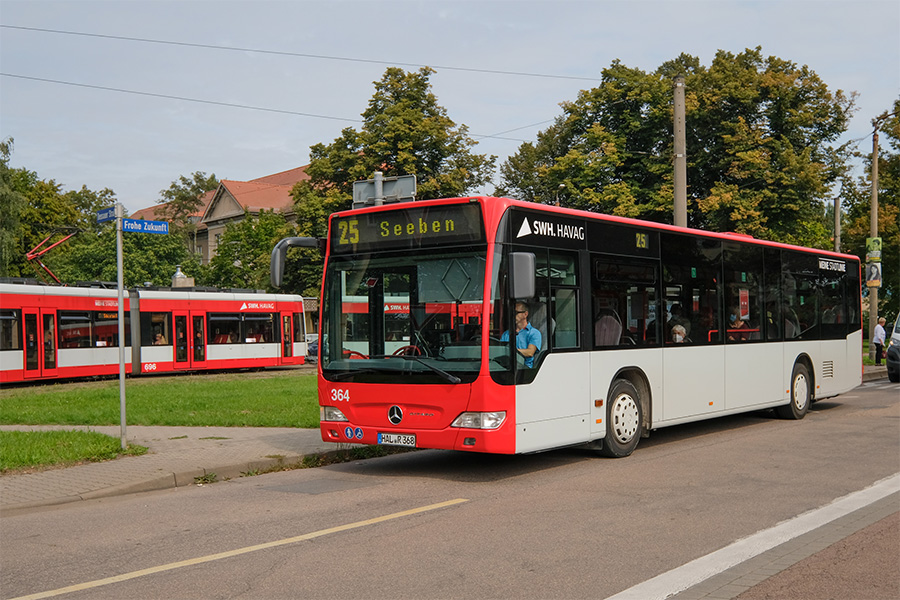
[
  {"x1": 157, "y1": 171, "x2": 219, "y2": 248},
  {"x1": 0, "y1": 138, "x2": 27, "y2": 277},
  {"x1": 497, "y1": 48, "x2": 855, "y2": 247},
  {"x1": 204, "y1": 209, "x2": 295, "y2": 291},
  {"x1": 52, "y1": 224, "x2": 200, "y2": 287},
  {"x1": 289, "y1": 67, "x2": 496, "y2": 294},
  {"x1": 842, "y1": 100, "x2": 900, "y2": 320}
]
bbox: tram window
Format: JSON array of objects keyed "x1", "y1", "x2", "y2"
[
  {"x1": 243, "y1": 314, "x2": 275, "y2": 343},
  {"x1": 59, "y1": 311, "x2": 92, "y2": 348},
  {"x1": 209, "y1": 313, "x2": 241, "y2": 344},
  {"x1": 92, "y1": 311, "x2": 131, "y2": 347},
  {"x1": 293, "y1": 312, "x2": 305, "y2": 342},
  {"x1": 140, "y1": 312, "x2": 172, "y2": 346},
  {"x1": 0, "y1": 310, "x2": 21, "y2": 350}
]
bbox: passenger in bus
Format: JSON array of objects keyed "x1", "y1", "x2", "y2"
[
  {"x1": 667, "y1": 304, "x2": 691, "y2": 339},
  {"x1": 500, "y1": 301, "x2": 542, "y2": 368},
  {"x1": 728, "y1": 308, "x2": 750, "y2": 341},
  {"x1": 670, "y1": 324, "x2": 688, "y2": 344},
  {"x1": 153, "y1": 332, "x2": 167, "y2": 345}
]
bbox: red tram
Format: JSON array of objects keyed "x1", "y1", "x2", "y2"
[{"x1": 0, "y1": 281, "x2": 308, "y2": 384}]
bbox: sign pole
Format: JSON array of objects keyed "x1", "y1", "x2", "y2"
[{"x1": 116, "y1": 202, "x2": 127, "y2": 450}]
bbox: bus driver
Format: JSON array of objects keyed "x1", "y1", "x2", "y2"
[{"x1": 501, "y1": 301, "x2": 542, "y2": 368}]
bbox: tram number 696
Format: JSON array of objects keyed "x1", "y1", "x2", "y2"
[{"x1": 331, "y1": 389, "x2": 350, "y2": 402}]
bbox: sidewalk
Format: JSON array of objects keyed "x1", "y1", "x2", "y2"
[
  {"x1": 0, "y1": 365, "x2": 891, "y2": 513},
  {"x1": 0, "y1": 425, "x2": 355, "y2": 512}
]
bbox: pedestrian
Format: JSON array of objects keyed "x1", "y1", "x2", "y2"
[{"x1": 873, "y1": 317, "x2": 886, "y2": 365}]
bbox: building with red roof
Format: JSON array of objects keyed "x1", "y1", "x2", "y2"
[{"x1": 130, "y1": 166, "x2": 309, "y2": 264}]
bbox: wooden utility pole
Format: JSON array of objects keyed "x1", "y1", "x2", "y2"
[
  {"x1": 673, "y1": 76, "x2": 687, "y2": 227},
  {"x1": 868, "y1": 126, "x2": 880, "y2": 360}
]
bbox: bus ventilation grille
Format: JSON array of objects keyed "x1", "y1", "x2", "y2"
[{"x1": 823, "y1": 361, "x2": 834, "y2": 378}]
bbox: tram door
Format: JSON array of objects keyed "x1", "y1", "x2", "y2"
[
  {"x1": 192, "y1": 314, "x2": 206, "y2": 367},
  {"x1": 23, "y1": 308, "x2": 58, "y2": 379},
  {"x1": 281, "y1": 313, "x2": 293, "y2": 364},
  {"x1": 174, "y1": 312, "x2": 207, "y2": 370},
  {"x1": 173, "y1": 314, "x2": 189, "y2": 369}
]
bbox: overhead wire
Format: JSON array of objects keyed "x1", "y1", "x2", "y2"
[
  {"x1": 0, "y1": 25, "x2": 602, "y2": 83},
  {"x1": 0, "y1": 24, "x2": 580, "y2": 141},
  {"x1": 0, "y1": 72, "x2": 538, "y2": 142}
]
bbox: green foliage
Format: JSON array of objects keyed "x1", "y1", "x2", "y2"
[
  {"x1": 841, "y1": 99, "x2": 900, "y2": 318},
  {"x1": 288, "y1": 67, "x2": 496, "y2": 295},
  {"x1": 50, "y1": 224, "x2": 200, "y2": 287},
  {"x1": 203, "y1": 209, "x2": 295, "y2": 290},
  {"x1": 157, "y1": 171, "x2": 219, "y2": 244},
  {"x1": 497, "y1": 48, "x2": 854, "y2": 248},
  {"x1": 0, "y1": 138, "x2": 28, "y2": 277}
]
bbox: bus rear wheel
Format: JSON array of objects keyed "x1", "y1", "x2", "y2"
[
  {"x1": 600, "y1": 379, "x2": 642, "y2": 458},
  {"x1": 776, "y1": 363, "x2": 811, "y2": 420}
]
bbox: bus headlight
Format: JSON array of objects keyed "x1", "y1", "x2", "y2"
[
  {"x1": 321, "y1": 406, "x2": 349, "y2": 422},
  {"x1": 451, "y1": 411, "x2": 506, "y2": 430}
]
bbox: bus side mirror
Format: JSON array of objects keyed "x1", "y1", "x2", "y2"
[
  {"x1": 270, "y1": 237, "x2": 323, "y2": 288},
  {"x1": 509, "y1": 252, "x2": 535, "y2": 299}
]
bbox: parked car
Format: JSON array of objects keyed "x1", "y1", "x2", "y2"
[{"x1": 887, "y1": 313, "x2": 900, "y2": 383}]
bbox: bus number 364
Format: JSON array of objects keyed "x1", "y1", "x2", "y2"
[{"x1": 331, "y1": 389, "x2": 350, "y2": 402}]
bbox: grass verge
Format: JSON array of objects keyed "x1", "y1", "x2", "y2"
[
  {"x1": 0, "y1": 430, "x2": 147, "y2": 474},
  {"x1": 0, "y1": 370, "x2": 319, "y2": 427}
]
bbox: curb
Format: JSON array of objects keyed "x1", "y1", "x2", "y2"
[{"x1": 1, "y1": 448, "x2": 363, "y2": 514}]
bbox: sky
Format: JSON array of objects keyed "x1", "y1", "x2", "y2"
[{"x1": 1, "y1": 0, "x2": 898, "y2": 216}]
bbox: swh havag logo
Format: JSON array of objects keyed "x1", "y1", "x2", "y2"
[{"x1": 516, "y1": 217, "x2": 584, "y2": 240}]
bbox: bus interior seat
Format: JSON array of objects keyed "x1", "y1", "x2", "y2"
[
  {"x1": 594, "y1": 309, "x2": 623, "y2": 346},
  {"x1": 529, "y1": 302, "x2": 554, "y2": 352}
]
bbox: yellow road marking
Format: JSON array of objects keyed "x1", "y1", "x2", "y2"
[{"x1": 11, "y1": 498, "x2": 469, "y2": 600}]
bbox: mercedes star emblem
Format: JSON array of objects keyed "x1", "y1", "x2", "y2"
[{"x1": 388, "y1": 405, "x2": 403, "y2": 425}]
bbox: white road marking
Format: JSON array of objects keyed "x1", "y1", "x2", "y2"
[
  {"x1": 605, "y1": 473, "x2": 900, "y2": 600},
  {"x1": 11, "y1": 498, "x2": 469, "y2": 600}
]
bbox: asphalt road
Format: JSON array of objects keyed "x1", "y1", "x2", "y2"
[{"x1": 1, "y1": 381, "x2": 898, "y2": 600}]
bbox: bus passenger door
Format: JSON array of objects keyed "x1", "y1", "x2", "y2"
[
  {"x1": 281, "y1": 313, "x2": 293, "y2": 364},
  {"x1": 173, "y1": 313, "x2": 189, "y2": 369},
  {"x1": 191, "y1": 314, "x2": 206, "y2": 368},
  {"x1": 23, "y1": 309, "x2": 58, "y2": 379}
]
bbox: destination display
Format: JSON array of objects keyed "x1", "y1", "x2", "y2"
[{"x1": 330, "y1": 202, "x2": 485, "y2": 254}]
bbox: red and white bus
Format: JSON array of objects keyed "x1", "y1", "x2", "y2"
[
  {"x1": 272, "y1": 196, "x2": 862, "y2": 457},
  {"x1": 0, "y1": 282, "x2": 308, "y2": 384}
]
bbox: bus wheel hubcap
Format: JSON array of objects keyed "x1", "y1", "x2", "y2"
[
  {"x1": 611, "y1": 394, "x2": 639, "y2": 443},
  {"x1": 794, "y1": 375, "x2": 808, "y2": 409}
]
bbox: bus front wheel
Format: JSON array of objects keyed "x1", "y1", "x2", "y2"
[
  {"x1": 600, "y1": 379, "x2": 642, "y2": 458},
  {"x1": 776, "y1": 363, "x2": 811, "y2": 420}
]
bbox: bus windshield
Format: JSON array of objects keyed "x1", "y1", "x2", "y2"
[{"x1": 321, "y1": 247, "x2": 487, "y2": 383}]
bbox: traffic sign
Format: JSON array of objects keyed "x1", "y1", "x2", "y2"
[
  {"x1": 97, "y1": 206, "x2": 116, "y2": 223},
  {"x1": 123, "y1": 219, "x2": 169, "y2": 234}
]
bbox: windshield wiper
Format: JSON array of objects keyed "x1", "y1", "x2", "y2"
[{"x1": 371, "y1": 355, "x2": 462, "y2": 384}]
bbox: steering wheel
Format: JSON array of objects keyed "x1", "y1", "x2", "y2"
[
  {"x1": 343, "y1": 350, "x2": 368, "y2": 359},
  {"x1": 392, "y1": 345, "x2": 423, "y2": 356}
]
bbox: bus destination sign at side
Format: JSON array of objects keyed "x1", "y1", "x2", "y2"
[{"x1": 331, "y1": 203, "x2": 484, "y2": 254}]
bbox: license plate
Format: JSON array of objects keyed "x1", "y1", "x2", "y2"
[{"x1": 377, "y1": 432, "x2": 416, "y2": 447}]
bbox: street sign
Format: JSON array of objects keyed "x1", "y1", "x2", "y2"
[
  {"x1": 353, "y1": 174, "x2": 416, "y2": 209},
  {"x1": 123, "y1": 219, "x2": 169, "y2": 234},
  {"x1": 96, "y1": 206, "x2": 116, "y2": 223}
]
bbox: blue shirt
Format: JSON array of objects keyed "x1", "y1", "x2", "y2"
[{"x1": 501, "y1": 323, "x2": 542, "y2": 368}]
